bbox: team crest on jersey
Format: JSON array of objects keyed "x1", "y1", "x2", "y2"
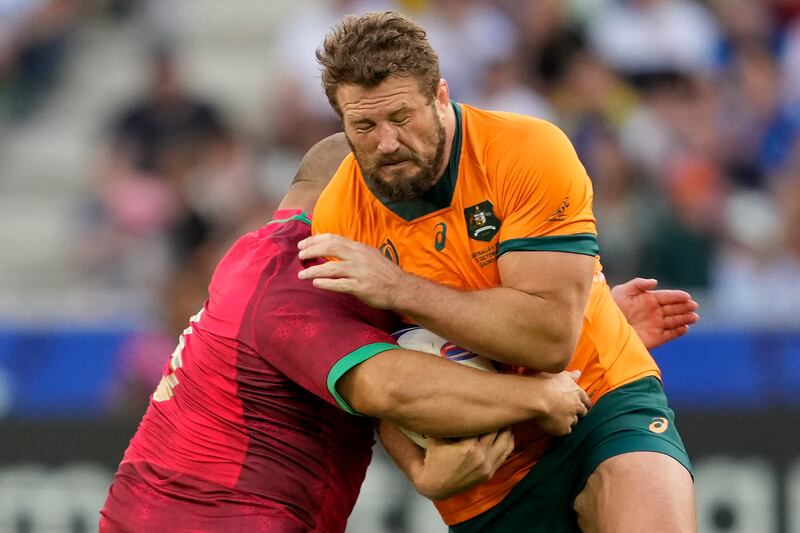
[
  {"x1": 380, "y1": 238, "x2": 400, "y2": 265},
  {"x1": 464, "y1": 201, "x2": 501, "y2": 242}
]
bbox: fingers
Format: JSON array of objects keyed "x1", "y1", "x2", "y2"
[
  {"x1": 298, "y1": 233, "x2": 343, "y2": 251},
  {"x1": 652, "y1": 289, "x2": 695, "y2": 306},
  {"x1": 579, "y1": 388, "x2": 592, "y2": 410},
  {"x1": 485, "y1": 429, "x2": 514, "y2": 473},
  {"x1": 310, "y1": 277, "x2": 355, "y2": 293},
  {"x1": 663, "y1": 312, "x2": 700, "y2": 329},
  {"x1": 661, "y1": 300, "x2": 700, "y2": 316},
  {"x1": 660, "y1": 325, "x2": 690, "y2": 343},
  {"x1": 631, "y1": 278, "x2": 658, "y2": 291},
  {"x1": 477, "y1": 432, "x2": 496, "y2": 446},
  {"x1": 297, "y1": 260, "x2": 346, "y2": 280},
  {"x1": 492, "y1": 428, "x2": 515, "y2": 462},
  {"x1": 297, "y1": 233, "x2": 354, "y2": 261}
]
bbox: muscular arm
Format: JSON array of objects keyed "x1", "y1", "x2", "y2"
[
  {"x1": 393, "y1": 251, "x2": 594, "y2": 372},
  {"x1": 378, "y1": 421, "x2": 515, "y2": 500},
  {"x1": 299, "y1": 235, "x2": 594, "y2": 372},
  {"x1": 337, "y1": 348, "x2": 589, "y2": 437}
]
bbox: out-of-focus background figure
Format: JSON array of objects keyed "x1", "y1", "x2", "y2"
[{"x1": 0, "y1": 1, "x2": 797, "y2": 532}]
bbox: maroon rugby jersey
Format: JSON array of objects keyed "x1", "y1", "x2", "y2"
[{"x1": 100, "y1": 209, "x2": 401, "y2": 533}]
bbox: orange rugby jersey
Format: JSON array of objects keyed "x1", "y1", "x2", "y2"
[{"x1": 313, "y1": 102, "x2": 660, "y2": 525}]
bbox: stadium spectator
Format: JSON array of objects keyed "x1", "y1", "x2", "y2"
[
  {"x1": 718, "y1": 42, "x2": 800, "y2": 188},
  {"x1": 0, "y1": 0, "x2": 81, "y2": 120},
  {"x1": 82, "y1": 47, "x2": 238, "y2": 295},
  {"x1": 416, "y1": 0, "x2": 517, "y2": 103},
  {"x1": 586, "y1": 0, "x2": 720, "y2": 80}
]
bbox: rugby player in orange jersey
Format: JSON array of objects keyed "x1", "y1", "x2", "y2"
[{"x1": 299, "y1": 11, "x2": 698, "y2": 533}]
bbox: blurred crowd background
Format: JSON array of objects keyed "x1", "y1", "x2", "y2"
[{"x1": 0, "y1": 1, "x2": 798, "y2": 532}]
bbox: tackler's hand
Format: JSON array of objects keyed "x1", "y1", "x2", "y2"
[
  {"x1": 413, "y1": 429, "x2": 515, "y2": 501},
  {"x1": 298, "y1": 233, "x2": 411, "y2": 310}
]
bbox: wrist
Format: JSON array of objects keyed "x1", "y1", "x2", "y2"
[
  {"x1": 414, "y1": 475, "x2": 451, "y2": 501},
  {"x1": 391, "y1": 272, "x2": 428, "y2": 315},
  {"x1": 410, "y1": 464, "x2": 437, "y2": 498},
  {"x1": 526, "y1": 374, "x2": 552, "y2": 421}
]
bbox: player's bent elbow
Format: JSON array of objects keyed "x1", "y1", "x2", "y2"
[
  {"x1": 538, "y1": 326, "x2": 581, "y2": 373},
  {"x1": 524, "y1": 344, "x2": 574, "y2": 373}
]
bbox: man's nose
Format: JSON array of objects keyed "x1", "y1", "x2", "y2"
[{"x1": 376, "y1": 123, "x2": 400, "y2": 154}]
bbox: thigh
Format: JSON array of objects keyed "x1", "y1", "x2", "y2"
[{"x1": 574, "y1": 451, "x2": 696, "y2": 533}]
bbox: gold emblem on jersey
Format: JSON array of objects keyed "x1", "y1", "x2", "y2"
[
  {"x1": 548, "y1": 196, "x2": 570, "y2": 221},
  {"x1": 464, "y1": 201, "x2": 501, "y2": 242},
  {"x1": 380, "y1": 238, "x2": 401, "y2": 265},
  {"x1": 648, "y1": 417, "x2": 669, "y2": 434}
]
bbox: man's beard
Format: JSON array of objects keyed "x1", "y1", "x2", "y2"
[{"x1": 348, "y1": 119, "x2": 447, "y2": 202}]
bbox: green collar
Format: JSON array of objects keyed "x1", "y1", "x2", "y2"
[
  {"x1": 267, "y1": 211, "x2": 312, "y2": 226},
  {"x1": 367, "y1": 101, "x2": 463, "y2": 222}
]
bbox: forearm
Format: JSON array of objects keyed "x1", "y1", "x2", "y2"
[
  {"x1": 378, "y1": 421, "x2": 425, "y2": 484},
  {"x1": 338, "y1": 349, "x2": 544, "y2": 437},
  {"x1": 394, "y1": 275, "x2": 581, "y2": 371},
  {"x1": 296, "y1": 235, "x2": 591, "y2": 370},
  {"x1": 379, "y1": 421, "x2": 516, "y2": 501}
]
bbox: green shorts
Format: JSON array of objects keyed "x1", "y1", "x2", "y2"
[{"x1": 450, "y1": 377, "x2": 692, "y2": 533}]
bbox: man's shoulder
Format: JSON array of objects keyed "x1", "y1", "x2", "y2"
[
  {"x1": 313, "y1": 154, "x2": 369, "y2": 234},
  {"x1": 317, "y1": 153, "x2": 360, "y2": 197},
  {"x1": 463, "y1": 103, "x2": 560, "y2": 135},
  {"x1": 461, "y1": 104, "x2": 568, "y2": 160},
  {"x1": 211, "y1": 216, "x2": 310, "y2": 292}
]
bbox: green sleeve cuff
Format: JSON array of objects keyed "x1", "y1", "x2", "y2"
[
  {"x1": 498, "y1": 233, "x2": 599, "y2": 257},
  {"x1": 327, "y1": 342, "x2": 402, "y2": 415}
]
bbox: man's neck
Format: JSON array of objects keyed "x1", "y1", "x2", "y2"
[{"x1": 433, "y1": 102, "x2": 457, "y2": 184}]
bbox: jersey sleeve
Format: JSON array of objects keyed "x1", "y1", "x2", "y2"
[
  {"x1": 492, "y1": 119, "x2": 598, "y2": 258},
  {"x1": 249, "y1": 258, "x2": 401, "y2": 415}
]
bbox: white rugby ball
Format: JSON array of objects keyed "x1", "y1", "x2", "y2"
[{"x1": 392, "y1": 326, "x2": 496, "y2": 448}]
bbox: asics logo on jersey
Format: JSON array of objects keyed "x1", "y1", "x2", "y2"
[
  {"x1": 434, "y1": 222, "x2": 447, "y2": 251},
  {"x1": 648, "y1": 417, "x2": 669, "y2": 434},
  {"x1": 380, "y1": 238, "x2": 401, "y2": 265},
  {"x1": 464, "y1": 201, "x2": 501, "y2": 242}
]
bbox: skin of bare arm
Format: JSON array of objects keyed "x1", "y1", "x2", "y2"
[
  {"x1": 337, "y1": 348, "x2": 590, "y2": 438},
  {"x1": 378, "y1": 421, "x2": 515, "y2": 501},
  {"x1": 298, "y1": 235, "x2": 594, "y2": 371}
]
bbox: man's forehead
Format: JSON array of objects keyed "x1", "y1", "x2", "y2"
[{"x1": 338, "y1": 79, "x2": 428, "y2": 117}]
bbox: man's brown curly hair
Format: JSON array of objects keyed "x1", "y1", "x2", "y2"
[{"x1": 316, "y1": 11, "x2": 441, "y2": 116}]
